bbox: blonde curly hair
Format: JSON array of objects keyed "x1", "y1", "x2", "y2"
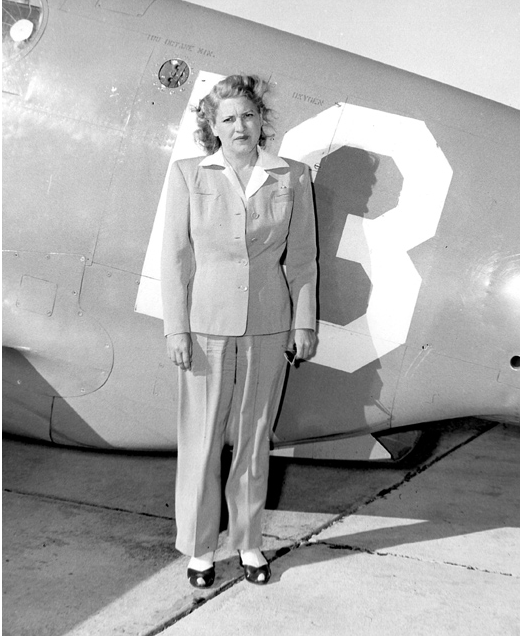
[{"x1": 193, "y1": 75, "x2": 274, "y2": 154}]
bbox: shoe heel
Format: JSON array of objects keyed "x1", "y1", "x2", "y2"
[
  {"x1": 187, "y1": 565, "x2": 215, "y2": 588},
  {"x1": 238, "y1": 552, "x2": 271, "y2": 585}
]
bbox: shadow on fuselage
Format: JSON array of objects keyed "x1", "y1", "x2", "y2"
[
  {"x1": 2, "y1": 347, "x2": 113, "y2": 448},
  {"x1": 272, "y1": 145, "x2": 404, "y2": 454}
]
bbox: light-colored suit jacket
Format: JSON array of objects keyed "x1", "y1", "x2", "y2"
[{"x1": 161, "y1": 148, "x2": 317, "y2": 336}]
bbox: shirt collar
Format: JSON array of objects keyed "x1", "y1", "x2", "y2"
[
  {"x1": 256, "y1": 147, "x2": 289, "y2": 170},
  {"x1": 199, "y1": 147, "x2": 288, "y2": 170},
  {"x1": 199, "y1": 148, "x2": 227, "y2": 168}
]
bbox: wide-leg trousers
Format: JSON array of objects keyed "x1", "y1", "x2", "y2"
[{"x1": 174, "y1": 331, "x2": 289, "y2": 557}]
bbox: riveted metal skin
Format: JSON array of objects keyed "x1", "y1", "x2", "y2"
[
  {"x1": 3, "y1": 251, "x2": 114, "y2": 399},
  {"x1": 50, "y1": 264, "x2": 174, "y2": 449},
  {"x1": 2, "y1": 0, "x2": 519, "y2": 457}
]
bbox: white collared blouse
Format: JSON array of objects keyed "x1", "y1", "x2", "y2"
[{"x1": 161, "y1": 147, "x2": 317, "y2": 337}]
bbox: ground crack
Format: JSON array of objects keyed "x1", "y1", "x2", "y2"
[
  {"x1": 300, "y1": 422, "x2": 499, "y2": 545},
  {"x1": 263, "y1": 532, "x2": 287, "y2": 541},
  {"x1": 3, "y1": 488, "x2": 173, "y2": 520},
  {"x1": 308, "y1": 539, "x2": 517, "y2": 577}
]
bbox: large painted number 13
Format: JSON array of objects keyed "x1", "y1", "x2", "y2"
[{"x1": 279, "y1": 104, "x2": 453, "y2": 373}]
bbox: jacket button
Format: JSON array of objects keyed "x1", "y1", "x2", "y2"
[
  {"x1": 238, "y1": 285, "x2": 248, "y2": 291},
  {"x1": 251, "y1": 212, "x2": 260, "y2": 219}
]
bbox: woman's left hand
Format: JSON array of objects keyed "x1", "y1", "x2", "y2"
[{"x1": 287, "y1": 328, "x2": 317, "y2": 361}]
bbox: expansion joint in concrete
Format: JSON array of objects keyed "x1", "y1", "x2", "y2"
[
  {"x1": 2, "y1": 487, "x2": 174, "y2": 521},
  {"x1": 301, "y1": 422, "x2": 500, "y2": 547},
  {"x1": 307, "y1": 538, "x2": 518, "y2": 578},
  {"x1": 141, "y1": 576, "x2": 243, "y2": 636}
]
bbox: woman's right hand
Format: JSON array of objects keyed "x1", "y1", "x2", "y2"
[{"x1": 166, "y1": 333, "x2": 192, "y2": 371}]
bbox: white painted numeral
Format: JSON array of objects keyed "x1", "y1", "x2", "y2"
[{"x1": 279, "y1": 104, "x2": 453, "y2": 372}]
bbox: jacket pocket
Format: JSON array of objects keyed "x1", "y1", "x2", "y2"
[
  {"x1": 271, "y1": 188, "x2": 294, "y2": 215},
  {"x1": 190, "y1": 191, "x2": 221, "y2": 209},
  {"x1": 272, "y1": 187, "x2": 294, "y2": 202}
]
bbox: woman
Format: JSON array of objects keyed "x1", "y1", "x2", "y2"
[{"x1": 161, "y1": 75, "x2": 317, "y2": 588}]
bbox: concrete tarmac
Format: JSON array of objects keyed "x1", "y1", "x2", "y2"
[{"x1": 3, "y1": 419, "x2": 519, "y2": 635}]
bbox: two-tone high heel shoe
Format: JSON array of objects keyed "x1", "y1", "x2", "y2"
[
  {"x1": 238, "y1": 552, "x2": 271, "y2": 585},
  {"x1": 187, "y1": 564, "x2": 215, "y2": 588}
]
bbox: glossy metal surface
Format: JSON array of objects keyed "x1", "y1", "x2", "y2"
[{"x1": 2, "y1": 0, "x2": 519, "y2": 455}]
